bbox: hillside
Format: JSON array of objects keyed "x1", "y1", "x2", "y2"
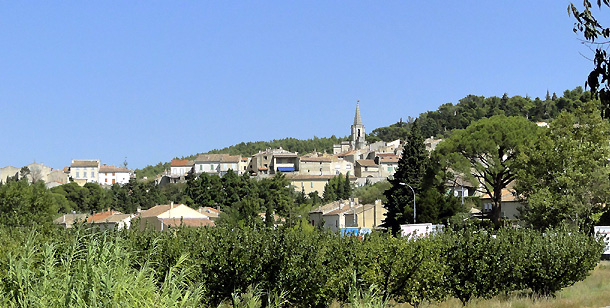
[{"x1": 136, "y1": 87, "x2": 593, "y2": 179}]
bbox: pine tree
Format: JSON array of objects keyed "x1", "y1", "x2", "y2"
[{"x1": 383, "y1": 120, "x2": 430, "y2": 234}]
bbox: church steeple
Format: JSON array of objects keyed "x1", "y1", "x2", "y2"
[
  {"x1": 351, "y1": 101, "x2": 366, "y2": 150},
  {"x1": 354, "y1": 103, "x2": 363, "y2": 126}
]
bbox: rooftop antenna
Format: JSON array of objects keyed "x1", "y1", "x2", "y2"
[{"x1": 123, "y1": 157, "x2": 128, "y2": 169}]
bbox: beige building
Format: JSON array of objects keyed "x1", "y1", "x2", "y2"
[
  {"x1": 355, "y1": 160, "x2": 379, "y2": 178},
  {"x1": 248, "y1": 148, "x2": 298, "y2": 177},
  {"x1": 138, "y1": 203, "x2": 214, "y2": 231},
  {"x1": 70, "y1": 160, "x2": 101, "y2": 186},
  {"x1": 286, "y1": 174, "x2": 344, "y2": 197},
  {"x1": 299, "y1": 155, "x2": 333, "y2": 175},
  {"x1": 54, "y1": 213, "x2": 88, "y2": 229},
  {"x1": 47, "y1": 169, "x2": 69, "y2": 185},
  {"x1": 0, "y1": 166, "x2": 20, "y2": 183},
  {"x1": 480, "y1": 188, "x2": 523, "y2": 220},
  {"x1": 376, "y1": 155, "x2": 399, "y2": 178},
  {"x1": 309, "y1": 198, "x2": 385, "y2": 232},
  {"x1": 194, "y1": 154, "x2": 242, "y2": 176}
]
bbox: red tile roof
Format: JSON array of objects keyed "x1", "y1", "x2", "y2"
[
  {"x1": 87, "y1": 210, "x2": 123, "y2": 223},
  {"x1": 171, "y1": 160, "x2": 193, "y2": 167}
]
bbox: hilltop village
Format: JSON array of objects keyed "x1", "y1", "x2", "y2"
[{"x1": 0, "y1": 104, "x2": 452, "y2": 232}]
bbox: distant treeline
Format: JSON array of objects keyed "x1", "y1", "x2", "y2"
[{"x1": 136, "y1": 87, "x2": 593, "y2": 179}]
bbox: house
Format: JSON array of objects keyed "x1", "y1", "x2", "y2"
[
  {"x1": 424, "y1": 137, "x2": 443, "y2": 152},
  {"x1": 170, "y1": 159, "x2": 194, "y2": 177},
  {"x1": 88, "y1": 211, "x2": 134, "y2": 230},
  {"x1": 47, "y1": 169, "x2": 69, "y2": 185},
  {"x1": 354, "y1": 160, "x2": 379, "y2": 178},
  {"x1": 480, "y1": 188, "x2": 524, "y2": 220},
  {"x1": 70, "y1": 160, "x2": 101, "y2": 186},
  {"x1": 309, "y1": 198, "x2": 382, "y2": 232},
  {"x1": 299, "y1": 155, "x2": 333, "y2": 175},
  {"x1": 54, "y1": 213, "x2": 88, "y2": 229},
  {"x1": 248, "y1": 148, "x2": 299, "y2": 177},
  {"x1": 342, "y1": 200, "x2": 386, "y2": 229},
  {"x1": 87, "y1": 210, "x2": 123, "y2": 224},
  {"x1": 375, "y1": 154, "x2": 399, "y2": 179},
  {"x1": 194, "y1": 154, "x2": 243, "y2": 176},
  {"x1": 198, "y1": 206, "x2": 222, "y2": 221},
  {"x1": 286, "y1": 174, "x2": 337, "y2": 197},
  {"x1": 138, "y1": 203, "x2": 214, "y2": 231},
  {"x1": 99, "y1": 165, "x2": 131, "y2": 185}
]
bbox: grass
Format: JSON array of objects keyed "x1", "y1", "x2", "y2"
[{"x1": 402, "y1": 261, "x2": 610, "y2": 308}]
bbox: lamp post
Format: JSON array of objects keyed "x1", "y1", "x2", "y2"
[{"x1": 399, "y1": 182, "x2": 416, "y2": 224}]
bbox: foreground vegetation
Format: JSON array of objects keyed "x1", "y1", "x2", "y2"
[{"x1": 0, "y1": 224, "x2": 604, "y2": 307}]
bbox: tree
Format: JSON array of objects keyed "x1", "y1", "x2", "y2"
[
  {"x1": 516, "y1": 101, "x2": 610, "y2": 231},
  {"x1": 569, "y1": 0, "x2": 610, "y2": 118},
  {"x1": 435, "y1": 115, "x2": 538, "y2": 228},
  {"x1": 384, "y1": 120, "x2": 429, "y2": 234},
  {"x1": 0, "y1": 179, "x2": 59, "y2": 229}
]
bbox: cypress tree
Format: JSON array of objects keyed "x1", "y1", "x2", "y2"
[{"x1": 383, "y1": 120, "x2": 430, "y2": 234}]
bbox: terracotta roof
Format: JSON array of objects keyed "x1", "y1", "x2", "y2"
[
  {"x1": 241, "y1": 157, "x2": 249, "y2": 162},
  {"x1": 99, "y1": 166, "x2": 130, "y2": 173},
  {"x1": 171, "y1": 160, "x2": 194, "y2": 167},
  {"x1": 161, "y1": 218, "x2": 215, "y2": 227},
  {"x1": 63, "y1": 166, "x2": 70, "y2": 173},
  {"x1": 356, "y1": 160, "x2": 378, "y2": 167},
  {"x1": 92, "y1": 214, "x2": 132, "y2": 223},
  {"x1": 376, "y1": 153, "x2": 396, "y2": 157},
  {"x1": 71, "y1": 160, "x2": 100, "y2": 167},
  {"x1": 258, "y1": 167, "x2": 269, "y2": 171},
  {"x1": 379, "y1": 157, "x2": 399, "y2": 163},
  {"x1": 480, "y1": 189, "x2": 518, "y2": 202},
  {"x1": 87, "y1": 210, "x2": 123, "y2": 223},
  {"x1": 198, "y1": 207, "x2": 221, "y2": 218}
]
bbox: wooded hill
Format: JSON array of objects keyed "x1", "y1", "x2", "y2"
[{"x1": 136, "y1": 87, "x2": 593, "y2": 179}]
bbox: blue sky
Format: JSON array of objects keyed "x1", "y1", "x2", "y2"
[{"x1": 0, "y1": 1, "x2": 596, "y2": 170}]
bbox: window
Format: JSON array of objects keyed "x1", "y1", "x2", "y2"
[
  {"x1": 210, "y1": 165, "x2": 214, "y2": 170},
  {"x1": 112, "y1": 179, "x2": 115, "y2": 184},
  {"x1": 105, "y1": 178, "x2": 107, "y2": 183},
  {"x1": 91, "y1": 172, "x2": 94, "y2": 178},
  {"x1": 388, "y1": 167, "x2": 392, "y2": 172},
  {"x1": 311, "y1": 182, "x2": 314, "y2": 188},
  {"x1": 200, "y1": 165, "x2": 203, "y2": 170},
  {"x1": 112, "y1": 172, "x2": 115, "y2": 176},
  {"x1": 76, "y1": 171, "x2": 80, "y2": 178}
]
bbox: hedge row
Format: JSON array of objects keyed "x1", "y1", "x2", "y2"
[{"x1": 0, "y1": 225, "x2": 604, "y2": 307}]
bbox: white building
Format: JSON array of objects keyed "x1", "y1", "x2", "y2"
[{"x1": 99, "y1": 166, "x2": 131, "y2": 185}]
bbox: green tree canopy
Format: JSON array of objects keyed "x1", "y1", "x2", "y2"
[
  {"x1": 435, "y1": 115, "x2": 538, "y2": 228},
  {"x1": 516, "y1": 101, "x2": 610, "y2": 231},
  {"x1": 384, "y1": 120, "x2": 429, "y2": 234}
]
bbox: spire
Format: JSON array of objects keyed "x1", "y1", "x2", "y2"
[{"x1": 354, "y1": 101, "x2": 362, "y2": 125}]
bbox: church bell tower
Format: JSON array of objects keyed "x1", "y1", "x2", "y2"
[{"x1": 351, "y1": 102, "x2": 366, "y2": 150}]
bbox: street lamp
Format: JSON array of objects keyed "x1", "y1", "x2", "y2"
[{"x1": 399, "y1": 182, "x2": 416, "y2": 224}]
